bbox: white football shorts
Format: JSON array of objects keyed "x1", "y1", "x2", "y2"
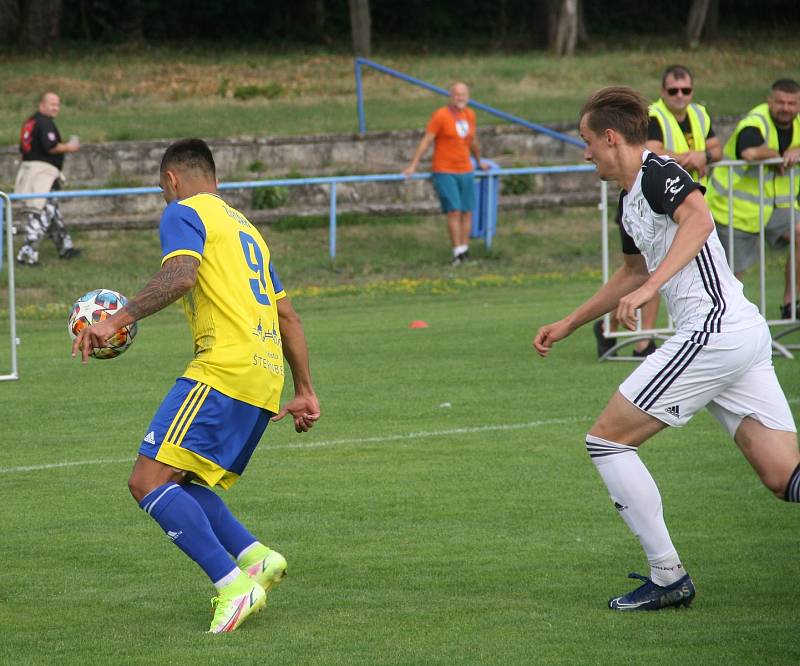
[{"x1": 619, "y1": 321, "x2": 796, "y2": 435}]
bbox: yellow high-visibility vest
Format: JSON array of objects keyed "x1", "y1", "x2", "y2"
[
  {"x1": 708, "y1": 103, "x2": 800, "y2": 233},
  {"x1": 649, "y1": 98, "x2": 711, "y2": 184}
]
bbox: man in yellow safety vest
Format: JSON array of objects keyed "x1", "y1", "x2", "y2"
[
  {"x1": 707, "y1": 79, "x2": 800, "y2": 320},
  {"x1": 646, "y1": 64, "x2": 722, "y2": 186}
]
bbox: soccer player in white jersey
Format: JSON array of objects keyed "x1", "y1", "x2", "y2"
[{"x1": 534, "y1": 86, "x2": 799, "y2": 611}]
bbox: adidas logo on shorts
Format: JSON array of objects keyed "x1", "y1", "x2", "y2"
[
  {"x1": 143, "y1": 431, "x2": 156, "y2": 445},
  {"x1": 665, "y1": 405, "x2": 681, "y2": 417}
]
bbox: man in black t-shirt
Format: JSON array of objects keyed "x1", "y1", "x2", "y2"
[{"x1": 14, "y1": 92, "x2": 81, "y2": 266}]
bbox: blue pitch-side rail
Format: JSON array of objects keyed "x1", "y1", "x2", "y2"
[
  {"x1": 354, "y1": 57, "x2": 585, "y2": 148},
  {"x1": 1, "y1": 164, "x2": 597, "y2": 262}
]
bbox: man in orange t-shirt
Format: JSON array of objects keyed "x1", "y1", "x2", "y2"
[{"x1": 404, "y1": 82, "x2": 489, "y2": 265}]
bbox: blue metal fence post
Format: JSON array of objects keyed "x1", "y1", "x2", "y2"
[
  {"x1": 329, "y1": 182, "x2": 337, "y2": 260},
  {"x1": 355, "y1": 59, "x2": 367, "y2": 135},
  {"x1": 470, "y1": 158, "x2": 484, "y2": 239},
  {"x1": 484, "y1": 169, "x2": 495, "y2": 249}
]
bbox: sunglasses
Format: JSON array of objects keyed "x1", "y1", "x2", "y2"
[{"x1": 666, "y1": 87, "x2": 693, "y2": 96}]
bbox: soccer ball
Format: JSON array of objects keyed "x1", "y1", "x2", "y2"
[{"x1": 67, "y1": 288, "x2": 138, "y2": 359}]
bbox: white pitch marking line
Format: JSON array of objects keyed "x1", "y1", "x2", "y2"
[
  {"x1": 0, "y1": 458, "x2": 133, "y2": 473},
  {"x1": 0, "y1": 417, "x2": 589, "y2": 475},
  {"x1": 268, "y1": 416, "x2": 589, "y2": 451}
]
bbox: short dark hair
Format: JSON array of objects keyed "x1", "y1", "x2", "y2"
[
  {"x1": 661, "y1": 64, "x2": 693, "y2": 88},
  {"x1": 580, "y1": 86, "x2": 649, "y2": 145},
  {"x1": 771, "y1": 78, "x2": 800, "y2": 94},
  {"x1": 160, "y1": 138, "x2": 216, "y2": 177}
]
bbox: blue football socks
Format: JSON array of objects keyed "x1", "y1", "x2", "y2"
[
  {"x1": 139, "y1": 482, "x2": 237, "y2": 583},
  {"x1": 183, "y1": 483, "x2": 258, "y2": 558}
]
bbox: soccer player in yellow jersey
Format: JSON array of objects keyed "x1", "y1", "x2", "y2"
[{"x1": 72, "y1": 138, "x2": 320, "y2": 633}]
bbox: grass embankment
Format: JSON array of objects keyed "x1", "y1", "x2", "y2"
[{"x1": 0, "y1": 36, "x2": 797, "y2": 145}]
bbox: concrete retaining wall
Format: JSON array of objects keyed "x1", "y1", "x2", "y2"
[{"x1": 0, "y1": 120, "x2": 737, "y2": 228}]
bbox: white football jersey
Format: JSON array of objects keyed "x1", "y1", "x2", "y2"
[{"x1": 618, "y1": 151, "x2": 762, "y2": 334}]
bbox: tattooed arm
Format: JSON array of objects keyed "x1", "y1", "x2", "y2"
[
  {"x1": 125, "y1": 255, "x2": 199, "y2": 321},
  {"x1": 71, "y1": 255, "x2": 199, "y2": 363}
]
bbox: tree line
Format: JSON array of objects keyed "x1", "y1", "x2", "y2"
[{"x1": 0, "y1": 0, "x2": 794, "y2": 54}]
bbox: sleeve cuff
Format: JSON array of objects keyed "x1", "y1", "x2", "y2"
[{"x1": 162, "y1": 249, "x2": 202, "y2": 265}]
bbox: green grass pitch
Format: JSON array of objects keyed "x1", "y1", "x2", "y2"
[{"x1": 0, "y1": 279, "x2": 798, "y2": 665}]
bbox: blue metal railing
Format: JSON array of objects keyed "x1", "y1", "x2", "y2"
[
  {"x1": 354, "y1": 57, "x2": 585, "y2": 148},
  {"x1": 2, "y1": 164, "x2": 598, "y2": 263},
  {"x1": 2, "y1": 164, "x2": 604, "y2": 382}
]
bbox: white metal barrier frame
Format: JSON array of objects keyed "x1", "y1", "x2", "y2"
[
  {"x1": 0, "y1": 193, "x2": 18, "y2": 381},
  {"x1": 599, "y1": 157, "x2": 799, "y2": 361}
]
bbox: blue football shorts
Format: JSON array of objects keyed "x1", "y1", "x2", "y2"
[
  {"x1": 432, "y1": 172, "x2": 475, "y2": 213},
  {"x1": 138, "y1": 378, "x2": 273, "y2": 489}
]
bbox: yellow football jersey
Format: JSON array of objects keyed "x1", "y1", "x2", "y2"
[{"x1": 159, "y1": 193, "x2": 285, "y2": 412}]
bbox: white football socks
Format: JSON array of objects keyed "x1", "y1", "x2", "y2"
[
  {"x1": 235, "y1": 541, "x2": 261, "y2": 563},
  {"x1": 213, "y1": 567, "x2": 243, "y2": 591},
  {"x1": 586, "y1": 434, "x2": 684, "y2": 586}
]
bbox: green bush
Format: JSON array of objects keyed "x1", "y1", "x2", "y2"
[
  {"x1": 233, "y1": 82, "x2": 285, "y2": 101},
  {"x1": 104, "y1": 173, "x2": 143, "y2": 189},
  {"x1": 501, "y1": 174, "x2": 534, "y2": 196},
  {"x1": 109, "y1": 128, "x2": 137, "y2": 142},
  {"x1": 251, "y1": 186, "x2": 289, "y2": 210}
]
